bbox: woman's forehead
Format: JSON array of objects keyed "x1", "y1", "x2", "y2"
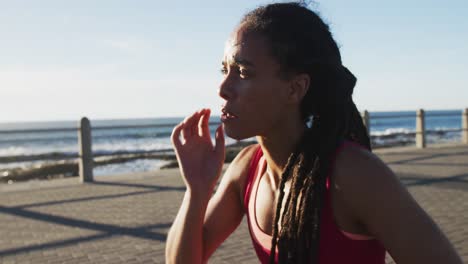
[{"x1": 222, "y1": 29, "x2": 271, "y2": 66}]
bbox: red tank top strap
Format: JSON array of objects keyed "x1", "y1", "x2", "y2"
[{"x1": 243, "y1": 145, "x2": 263, "y2": 212}]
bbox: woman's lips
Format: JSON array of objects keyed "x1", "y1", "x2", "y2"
[{"x1": 221, "y1": 108, "x2": 238, "y2": 122}]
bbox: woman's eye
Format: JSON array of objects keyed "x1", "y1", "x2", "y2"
[
  {"x1": 239, "y1": 68, "x2": 250, "y2": 78},
  {"x1": 220, "y1": 66, "x2": 251, "y2": 79}
]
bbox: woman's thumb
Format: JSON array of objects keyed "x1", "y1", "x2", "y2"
[{"x1": 214, "y1": 124, "x2": 225, "y2": 156}]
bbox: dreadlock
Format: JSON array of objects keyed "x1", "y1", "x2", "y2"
[{"x1": 240, "y1": 2, "x2": 371, "y2": 263}]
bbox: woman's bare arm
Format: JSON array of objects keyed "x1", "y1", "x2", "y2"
[
  {"x1": 165, "y1": 108, "x2": 256, "y2": 263},
  {"x1": 200, "y1": 144, "x2": 257, "y2": 261},
  {"x1": 335, "y1": 146, "x2": 462, "y2": 264},
  {"x1": 165, "y1": 146, "x2": 256, "y2": 263}
]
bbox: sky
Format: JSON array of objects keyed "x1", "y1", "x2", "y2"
[{"x1": 0, "y1": 0, "x2": 467, "y2": 122}]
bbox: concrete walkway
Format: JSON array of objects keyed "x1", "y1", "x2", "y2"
[{"x1": 0, "y1": 144, "x2": 467, "y2": 263}]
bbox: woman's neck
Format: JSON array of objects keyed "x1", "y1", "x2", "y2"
[{"x1": 256, "y1": 118, "x2": 306, "y2": 190}]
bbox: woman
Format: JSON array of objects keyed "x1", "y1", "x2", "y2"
[{"x1": 165, "y1": 2, "x2": 462, "y2": 263}]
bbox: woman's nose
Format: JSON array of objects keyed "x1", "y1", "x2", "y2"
[{"x1": 218, "y1": 74, "x2": 235, "y2": 101}]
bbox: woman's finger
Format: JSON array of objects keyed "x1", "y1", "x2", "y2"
[
  {"x1": 180, "y1": 116, "x2": 190, "y2": 142},
  {"x1": 198, "y1": 109, "x2": 211, "y2": 137},
  {"x1": 197, "y1": 109, "x2": 207, "y2": 137},
  {"x1": 182, "y1": 111, "x2": 200, "y2": 140},
  {"x1": 192, "y1": 109, "x2": 203, "y2": 136},
  {"x1": 171, "y1": 122, "x2": 184, "y2": 149},
  {"x1": 197, "y1": 109, "x2": 205, "y2": 137},
  {"x1": 214, "y1": 124, "x2": 225, "y2": 156}
]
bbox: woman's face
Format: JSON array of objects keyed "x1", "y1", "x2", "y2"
[{"x1": 219, "y1": 25, "x2": 294, "y2": 140}]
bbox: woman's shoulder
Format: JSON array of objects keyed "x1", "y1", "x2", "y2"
[
  {"x1": 333, "y1": 142, "x2": 390, "y2": 178},
  {"x1": 332, "y1": 142, "x2": 393, "y2": 189},
  {"x1": 221, "y1": 143, "x2": 259, "y2": 204},
  {"x1": 330, "y1": 143, "x2": 463, "y2": 264},
  {"x1": 220, "y1": 143, "x2": 259, "y2": 189},
  {"x1": 331, "y1": 142, "x2": 405, "y2": 219},
  {"x1": 226, "y1": 143, "x2": 260, "y2": 182}
]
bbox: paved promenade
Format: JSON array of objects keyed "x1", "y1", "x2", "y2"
[{"x1": 0, "y1": 144, "x2": 467, "y2": 263}]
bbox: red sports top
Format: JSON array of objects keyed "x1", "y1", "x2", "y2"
[{"x1": 243, "y1": 142, "x2": 386, "y2": 263}]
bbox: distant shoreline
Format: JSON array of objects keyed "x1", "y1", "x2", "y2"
[
  {"x1": 0, "y1": 140, "x2": 421, "y2": 184},
  {"x1": 0, "y1": 141, "x2": 255, "y2": 184},
  {"x1": 0, "y1": 125, "x2": 464, "y2": 184}
]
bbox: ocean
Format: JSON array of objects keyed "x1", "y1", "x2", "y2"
[{"x1": 0, "y1": 110, "x2": 463, "y2": 178}]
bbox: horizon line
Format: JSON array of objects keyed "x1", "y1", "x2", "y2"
[{"x1": 0, "y1": 107, "x2": 465, "y2": 124}]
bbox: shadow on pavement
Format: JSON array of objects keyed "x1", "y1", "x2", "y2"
[
  {"x1": 400, "y1": 173, "x2": 468, "y2": 190},
  {"x1": 0, "y1": 205, "x2": 171, "y2": 257}
]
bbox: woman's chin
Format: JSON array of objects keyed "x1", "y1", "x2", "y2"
[
  {"x1": 224, "y1": 130, "x2": 243, "y2": 141},
  {"x1": 223, "y1": 125, "x2": 250, "y2": 141}
]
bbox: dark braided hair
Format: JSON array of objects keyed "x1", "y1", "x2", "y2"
[{"x1": 240, "y1": 2, "x2": 371, "y2": 263}]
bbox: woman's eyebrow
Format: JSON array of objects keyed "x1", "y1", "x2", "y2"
[
  {"x1": 233, "y1": 57, "x2": 255, "y2": 67},
  {"x1": 222, "y1": 57, "x2": 256, "y2": 68}
]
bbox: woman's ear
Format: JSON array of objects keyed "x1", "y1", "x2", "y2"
[{"x1": 288, "y1": 73, "x2": 310, "y2": 104}]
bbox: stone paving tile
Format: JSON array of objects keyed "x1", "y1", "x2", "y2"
[{"x1": 0, "y1": 144, "x2": 467, "y2": 263}]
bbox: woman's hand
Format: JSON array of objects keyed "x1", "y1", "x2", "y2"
[{"x1": 171, "y1": 108, "x2": 225, "y2": 196}]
